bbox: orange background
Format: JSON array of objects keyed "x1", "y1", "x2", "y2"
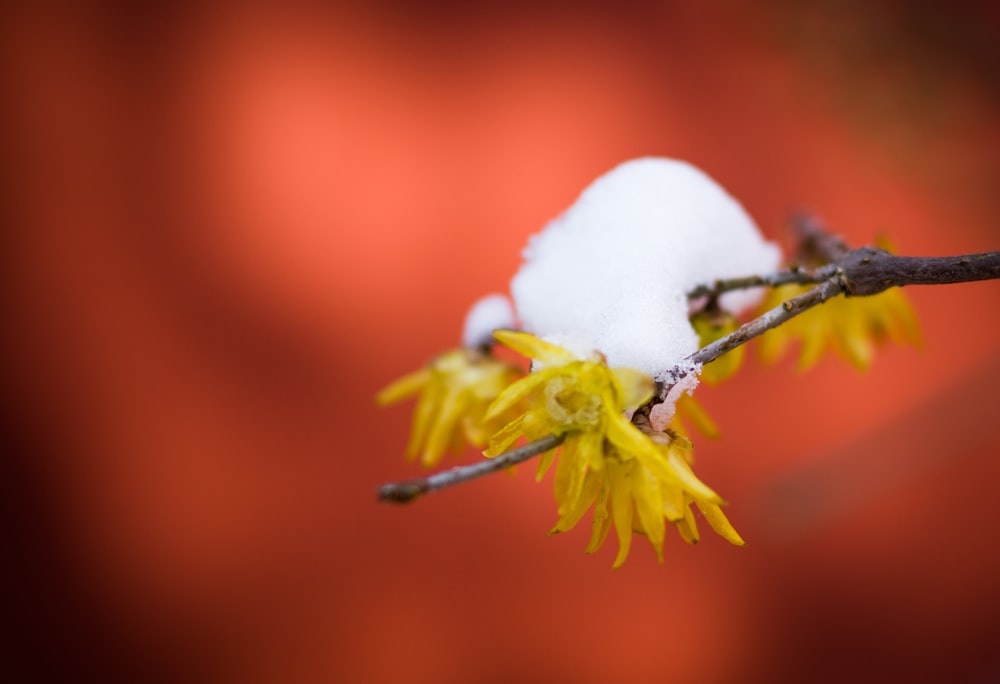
[{"x1": 4, "y1": 2, "x2": 1000, "y2": 682}]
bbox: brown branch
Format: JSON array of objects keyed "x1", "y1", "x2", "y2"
[
  {"x1": 378, "y1": 235, "x2": 1000, "y2": 502},
  {"x1": 836, "y1": 247, "x2": 1000, "y2": 295},
  {"x1": 687, "y1": 248, "x2": 1000, "y2": 301},
  {"x1": 686, "y1": 268, "x2": 826, "y2": 300},
  {"x1": 665, "y1": 246, "x2": 1000, "y2": 400},
  {"x1": 378, "y1": 434, "x2": 565, "y2": 504}
]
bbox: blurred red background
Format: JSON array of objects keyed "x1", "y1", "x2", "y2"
[{"x1": 3, "y1": 2, "x2": 999, "y2": 682}]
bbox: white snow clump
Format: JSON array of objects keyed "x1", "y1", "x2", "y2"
[
  {"x1": 462, "y1": 293, "x2": 515, "y2": 348},
  {"x1": 510, "y1": 157, "x2": 781, "y2": 381}
]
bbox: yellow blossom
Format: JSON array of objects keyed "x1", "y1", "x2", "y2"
[
  {"x1": 486, "y1": 330, "x2": 743, "y2": 567},
  {"x1": 758, "y1": 284, "x2": 922, "y2": 371},
  {"x1": 376, "y1": 348, "x2": 522, "y2": 467},
  {"x1": 585, "y1": 435, "x2": 745, "y2": 568}
]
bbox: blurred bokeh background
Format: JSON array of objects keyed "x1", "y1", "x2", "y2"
[{"x1": 3, "y1": 1, "x2": 999, "y2": 682}]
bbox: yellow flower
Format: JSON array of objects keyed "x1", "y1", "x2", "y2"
[
  {"x1": 758, "y1": 284, "x2": 922, "y2": 371},
  {"x1": 486, "y1": 330, "x2": 743, "y2": 567},
  {"x1": 585, "y1": 434, "x2": 745, "y2": 568},
  {"x1": 376, "y1": 348, "x2": 523, "y2": 467},
  {"x1": 483, "y1": 330, "x2": 654, "y2": 455}
]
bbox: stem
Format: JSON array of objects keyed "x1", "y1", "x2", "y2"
[
  {"x1": 378, "y1": 434, "x2": 565, "y2": 504},
  {"x1": 687, "y1": 269, "x2": 826, "y2": 300},
  {"x1": 689, "y1": 249, "x2": 1000, "y2": 300}
]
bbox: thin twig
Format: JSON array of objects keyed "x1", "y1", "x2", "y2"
[
  {"x1": 686, "y1": 268, "x2": 826, "y2": 300},
  {"x1": 666, "y1": 247, "x2": 1000, "y2": 399},
  {"x1": 378, "y1": 434, "x2": 565, "y2": 504},
  {"x1": 687, "y1": 248, "x2": 1000, "y2": 300}
]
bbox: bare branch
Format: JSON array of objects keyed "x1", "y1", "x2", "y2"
[
  {"x1": 686, "y1": 268, "x2": 826, "y2": 300},
  {"x1": 837, "y1": 247, "x2": 1000, "y2": 295},
  {"x1": 378, "y1": 434, "x2": 565, "y2": 504},
  {"x1": 378, "y1": 233, "x2": 999, "y2": 502},
  {"x1": 666, "y1": 247, "x2": 1000, "y2": 400},
  {"x1": 687, "y1": 249, "x2": 1000, "y2": 299}
]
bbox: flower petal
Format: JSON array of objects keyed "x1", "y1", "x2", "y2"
[
  {"x1": 758, "y1": 325, "x2": 790, "y2": 365},
  {"x1": 553, "y1": 436, "x2": 589, "y2": 520},
  {"x1": 693, "y1": 312, "x2": 744, "y2": 385},
  {"x1": 484, "y1": 367, "x2": 561, "y2": 422},
  {"x1": 484, "y1": 413, "x2": 526, "y2": 457},
  {"x1": 838, "y1": 304, "x2": 875, "y2": 371},
  {"x1": 695, "y1": 501, "x2": 746, "y2": 546},
  {"x1": 551, "y1": 469, "x2": 603, "y2": 534},
  {"x1": 585, "y1": 480, "x2": 612, "y2": 554},
  {"x1": 662, "y1": 484, "x2": 686, "y2": 522},
  {"x1": 375, "y1": 367, "x2": 431, "y2": 405},
  {"x1": 493, "y1": 329, "x2": 577, "y2": 366},
  {"x1": 423, "y1": 389, "x2": 466, "y2": 466},
  {"x1": 577, "y1": 429, "x2": 605, "y2": 473},
  {"x1": 605, "y1": 411, "x2": 662, "y2": 462},
  {"x1": 609, "y1": 465, "x2": 635, "y2": 569},
  {"x1": 675, "y1": 504, "x2": 700, "y2": 544},
  {"x1": 884, "y1": 289, "x2": 923, "y2": 348},
  {"x1": 796, "y1": 318, "x2": 827, "y2": 371},
  {"x1": 406, "y1": 378, "x2": 443, "y2": 460},
  {"x1": 665, "y1": 448, "x2": 723, "y2": 504},
  {"x1": 610, "y1": 367, "x2": 655, "y2": 410},
  {"x1": 535, "y1": 448, "x2": 556, "y2": 482},
  {"x1": 632, "y1": 463, "x2": 666, "y2": 562}
]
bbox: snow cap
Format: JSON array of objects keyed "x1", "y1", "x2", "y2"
[{"x1": 511, "y1": 157, "x2": 781, "y2": 381}]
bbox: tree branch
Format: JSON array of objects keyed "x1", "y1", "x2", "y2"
[
  {"x1": 686, "y1": 268, "x2": 825, "y2": 300},
  {"x1": 662, "y1": 247, "x2": 1000, "y2": 399},
  {"x1": 377, "y1": 238, "x2": 999, "y2": 503},
  {"x1": 836, "y1": 247, "x2": 1000, "y2": 295},
  {"x1": 378, "y1": 434, "x2": 565, "y2": 504},
  {"x1": 687, "y1": 249, "x2": 1000, "y2": 300}
]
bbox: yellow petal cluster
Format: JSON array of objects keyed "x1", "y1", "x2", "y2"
[
  {"x1": 587, "y1": 437, "x2": 745, "y2": 568},
  {"x1": 486, "y1": 330, "x2": 744, "y2": 567},
  {"x1": 758, "y1": 284, "x2": 922, "y2": 371},
  {"x1": 376, "y1": 348, "x2": 523, "y2": 467}
]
